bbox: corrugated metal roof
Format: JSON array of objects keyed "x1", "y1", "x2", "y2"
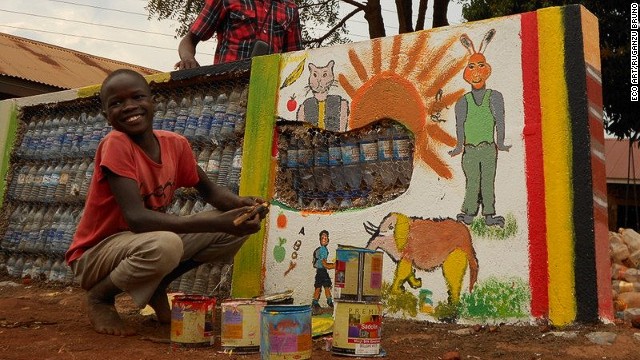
[
  {"x1": 606, "y1": 138, "x2": 640, "y2": 183},
  {"x1": 0, "y1": 32, "x2": 159, "y2": 90}
]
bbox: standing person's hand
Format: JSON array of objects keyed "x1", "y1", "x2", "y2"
[
  {"x1": 176, "y1": 33, "x2": 201, "y2": 70},
  {"x1": 175, "y1": 57, "x2": 200, "y2": 70}
]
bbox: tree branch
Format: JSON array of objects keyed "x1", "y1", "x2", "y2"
[
  {"x1": 416, "y1": 0, "x2": 428, "y2": 31},
  {"x1": 303, "y1": 7, "x2": 363, "y2": 47}
]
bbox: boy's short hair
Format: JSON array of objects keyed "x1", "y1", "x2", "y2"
[
  {"x1": 319, "y1": 230, "x2": 329, "y2": 240},
  {"x1": 99, "y1": 69, "x2": 149, "y2": 103}
]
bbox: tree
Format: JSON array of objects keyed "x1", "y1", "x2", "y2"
[
  {"x1": 146, "y1": 0, "x2": 452, "y2": 47},
  {"x1": 457, "y1": 0, "x2": 638, "y2": 143}
]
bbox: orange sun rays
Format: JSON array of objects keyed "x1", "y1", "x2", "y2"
[{"x1": 339, "y1": 31, "x2": 464, "y2": 179}]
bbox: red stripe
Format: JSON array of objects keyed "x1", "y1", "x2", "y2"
[
  {"x1": 586, "y1": 73, "x2": 603, "y2": 108},
  {"x1": 521, "y1": 12, "x2": 548, "y2": 318},
  {"x1": 586, "y1": 70, "x2": 614, "y2": 320}
]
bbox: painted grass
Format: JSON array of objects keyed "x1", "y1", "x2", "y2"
[
  {"x1": 459, "y1": 276, "x2": 530, "y2": 321},
  {"x1": 469, "y1": 213, "x2": 518, "y2": 240}
]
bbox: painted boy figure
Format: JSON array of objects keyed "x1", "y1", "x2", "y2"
[
  {"x1": 312, "y1": 230, "x2": 334, "y2": 310},
  {"x1": 449, "y1": 30, "x2": 510, "y2": 227},
  {"x1": 65, "y1": 69, "x2": 268, "y2": 336}
]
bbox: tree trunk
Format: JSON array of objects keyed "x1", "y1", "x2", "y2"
[
  {"x1": 396, "y1": 0, "x2": 414, "y2": 33},
  {"x1": 432, "y1": 0, "x2": 450, "y2": 28},
  {"x1": 363, "y1": 0, "x2": 386, "y2": 38},
  {"x1": 416, "y1": 0, "x2": 429, "y2": 31}
]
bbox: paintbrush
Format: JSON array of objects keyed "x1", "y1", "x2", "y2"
[{"x1": 233, "y1": 202, "x2": 270, "y2": 226}]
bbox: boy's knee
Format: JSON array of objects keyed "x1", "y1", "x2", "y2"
[{"x1": 142, "y1": 231, "x2": 183, "y2": 266}]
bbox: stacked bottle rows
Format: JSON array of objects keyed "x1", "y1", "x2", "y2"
[
  {"x1": 193, "y1": 141, "x2": 243, "y2": 195},
  {"x1": 15, "y1": 112, "x2": 111, "y2": 161},
  {"x1": 1, "y1": 204, "x2": 82, "y2": 255},
  {"x1": 275, "y1": 120, "x2": 414, "y2": 211},
  {"x1": 169, "y1": 262, "x2": 234, "y2": 298},
  {"x1": 0, "y1": 253, "x2": 76, "y2": 284},
  {"x1": 7, "y1": 158, "x2": 94, "y2": 203},
  {"x1": 151, "y1": 87, "x2": 248, "y2": 147}
]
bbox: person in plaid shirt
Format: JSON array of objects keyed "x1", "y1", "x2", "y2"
[{"x1": 176, "y1": 0, "x2": 303, "y2": 69}]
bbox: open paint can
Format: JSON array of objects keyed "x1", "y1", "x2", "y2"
[
  {"x1": 334, "y1": 245, "x2": 384, "y2": 302},
  {"x1": 170, "y1": 295, "x2": 215, "y2": 348},
  {"x1": 331, "y1": 300, "x2": 384, "y2": 357},
  {"x1": 260, "y1": 304, "x2": 312, "y2": 359},
  {"x1": 220, "y1": 298, "x2": 267, "y2": 353}
]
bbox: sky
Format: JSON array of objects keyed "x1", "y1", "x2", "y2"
[{"x1": 0, "y1": 0, "x2": 465, "y2": 72}]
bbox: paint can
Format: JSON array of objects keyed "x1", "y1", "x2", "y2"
[
  {"x1": 334, "y1": 245, "x2": 383, "y2": 302},
  {"x1": 331, "y1": 300, "x2": 384, "y2": 357},
  {"x1": 260, "y1": 304, "x2": 312, "y2": 359},
  {"x1": 220, "y1": 298, "x2": 267, "y2": 354},
  {"x1": 170, "y1": 295, "x2": 216, "y2": 348}
]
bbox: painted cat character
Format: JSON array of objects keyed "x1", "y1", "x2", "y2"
[
  {"x1": 296, "y1": 60, "x2": 349, "y2": 131},
  {"x1": 448, "y1": 29, "x2": 511, "y2": 227}
]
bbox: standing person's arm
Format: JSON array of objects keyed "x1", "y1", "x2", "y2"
[
  {"x1": 175, "y1": 0, "x2": 224, "y2": 69},
  {"x1": 176, "y1": 33, "x2": 202, "y2": 70}
]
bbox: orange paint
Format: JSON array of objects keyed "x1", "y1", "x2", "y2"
[
  {"x1": 349, "y1": 71, "x2": 454, "y2": 179},
  {"x1": 348, "y1": 49, "x2": 368, "y2": 83},
  {"x1": 276, "y1": 212, "x2": 287, "y2": 229},
  {"x1": 389, "y1": 37, "x2": 402, "y2": 72},
  {"x1": 403, "y1": 32, "x2": 431, "y2": 74},
  {"x1": 372, "y1": 38, "x2": 382, "y2": 74}
]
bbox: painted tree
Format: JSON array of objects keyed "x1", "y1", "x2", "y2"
[
  {"x1": 457, "y1": 0, "x2": 637, "y2": 143},
  {"x1": 146, "y1": 0, "x2": 452, "y2": 47}
]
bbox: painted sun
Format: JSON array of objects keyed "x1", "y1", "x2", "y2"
[{"x1": 339, "y1": 32, "x2": 467, "y2": 179}]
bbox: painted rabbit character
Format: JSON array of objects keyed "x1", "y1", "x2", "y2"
[{"x1": 449, "y1": 29, "x2": 511, "y2": 227}]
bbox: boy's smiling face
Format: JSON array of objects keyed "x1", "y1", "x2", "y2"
[{"x1": 100, "y1": 71, "x2": 154, "y2": 137}]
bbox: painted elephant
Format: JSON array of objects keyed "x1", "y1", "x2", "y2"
[{"x1": 364, "y1": 212, "x2": 478, "y2": 304}]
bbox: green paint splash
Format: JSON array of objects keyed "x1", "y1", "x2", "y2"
[
  {"x1": 381, "y1": 282, "x2": 418, "y2": 317},
  {"x1": 459, "y1": 276, "x2": 530, "y2": 321},
  {"x1": 469, "y1": 213, "x2": 518, "y2": 240}
]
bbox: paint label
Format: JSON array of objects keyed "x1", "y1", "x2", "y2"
[
  {"x1": 261, "y1": 305, "x2": 312, "y2": 359},
  {"x1": 170, "y1": 295, "x2": 215, "y2": 347},
  {"x1": 332, "y1": 301, "x2": 383, "y2": 356},
  {"x1": 221, "y1": 299, "x2": 266, "y2": 352},
  {"x1": 335, "y1": 246, "x2": 383, "y2": 301}
]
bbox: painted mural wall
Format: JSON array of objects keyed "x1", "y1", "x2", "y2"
[
  {"x1": 232, "y1": 5, "x2": 611, "y2": 326},
  {"x1": 0, "y1": 5, "x2": 610, "y2": 328}
]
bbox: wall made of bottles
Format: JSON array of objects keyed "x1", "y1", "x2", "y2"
[
  {"x1": 0, "y1": 69, "x2": 250, "y2": 299},
  {"x1": 274, "y1": 119, "x2": 414, "y2": 210}
]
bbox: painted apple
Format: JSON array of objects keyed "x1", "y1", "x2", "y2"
[
  {"x1": 286, "y1": 95, "x2": 297, "y2": 112},
  {"x1": 276, "y1": 212, "x2": 287, "y2": 229}
]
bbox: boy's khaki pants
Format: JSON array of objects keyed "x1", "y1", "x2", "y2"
[{"x1": 71, "y1": 230, "x2": 247, "y2": 307}]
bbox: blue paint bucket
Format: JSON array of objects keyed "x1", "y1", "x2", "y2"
[{"x1": 260, "y1": 305, "x2": 312, "y2": 359}]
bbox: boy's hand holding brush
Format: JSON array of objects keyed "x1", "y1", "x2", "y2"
[{"x1": 234, "y1": 201, "x2": 270, "y2": 226}]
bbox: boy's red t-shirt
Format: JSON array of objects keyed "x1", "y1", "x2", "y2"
[{"x1": 65, "y1": 130, "x2": 199, "y2": 265}]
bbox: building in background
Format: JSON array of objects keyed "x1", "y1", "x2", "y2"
[
  {"x1": 0, "y1": 32, "x2": 158, "y2": 100},
  {"x1": 606, "y1": 138, "x2": 640, "y2": 231}
]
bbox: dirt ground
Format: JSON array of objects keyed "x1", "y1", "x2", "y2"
[{"x1": 1, "y1": 279, "x2": 639, "y2": 360}]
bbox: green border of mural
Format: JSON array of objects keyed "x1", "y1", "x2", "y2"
[
  {"x1": 0, "y1": 101, "x2": 18, "y2": 205},
  {"x1": 231, "y1": 54, "x2": 281, "y2": 298}
]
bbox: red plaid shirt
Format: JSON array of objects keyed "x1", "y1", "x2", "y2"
[{"x1": 191, "y1": 0, "x2": 303, "y2": 64}]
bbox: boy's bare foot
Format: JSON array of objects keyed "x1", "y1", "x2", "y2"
[
  {"x1": 148, "y1": 289, "x2": 171, "y2": 324},
  {"x1": 86, "y1": 276, "x2": 135, "y2": 336}
]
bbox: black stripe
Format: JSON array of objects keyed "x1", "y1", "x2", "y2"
[{"x1": 564, "y1": 4, "x2": 599, "y2": 323}]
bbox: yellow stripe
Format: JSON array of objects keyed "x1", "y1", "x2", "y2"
[
  {"x1": 76, "y1": 72, "x2": 171, "y2": 99},
  {"x1": 231, "y1": 54, "x2": 281, "y2": 298},
  {"x1": 77, "y1": 84, "x2": 101, "y2": 98},
  {"x1": 538, "y1": 7, "x2": 576, "y2": 325}
]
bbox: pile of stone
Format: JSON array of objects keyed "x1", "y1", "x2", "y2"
[{"x1": 610, "y1": 228, "x2": 640, "y2": 319}]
